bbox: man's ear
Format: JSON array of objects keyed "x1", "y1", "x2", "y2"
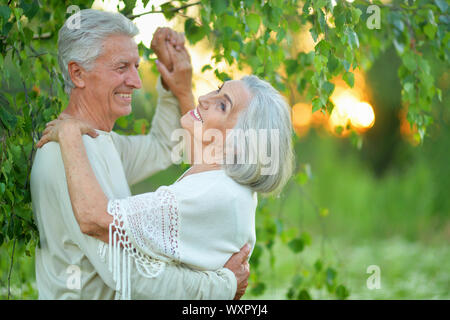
[{"x1": 68, "y1": 61, "x2": 86, "y2": 89}]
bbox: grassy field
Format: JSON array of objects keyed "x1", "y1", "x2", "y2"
[{"x1": 1, "y1": 130, "x2": 448, "y2": 300}]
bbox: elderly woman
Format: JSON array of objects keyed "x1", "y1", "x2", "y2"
[{"x1": 37, "y1": 75, "x2": 294, "y2": 299}]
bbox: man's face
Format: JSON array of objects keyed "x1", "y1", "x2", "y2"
[{"x1": 83, "y1": 34, "x2": 142, "y2": 121}]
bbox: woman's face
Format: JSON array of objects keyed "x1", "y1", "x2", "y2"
[{"x1": 181, "y1": 80, "x2": 252, "y2": 144}]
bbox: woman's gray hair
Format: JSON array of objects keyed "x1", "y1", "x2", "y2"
[
  {"x1": 58, "y1": 9, "x2": 139, "y2": 94},
  {"x1": 223, "y1": 75, "x2": 294, "y2": 196}
]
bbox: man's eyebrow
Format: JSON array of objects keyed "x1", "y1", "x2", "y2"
[{"x1": 116, "y1": 59, "x2": 140, "y2": 66}]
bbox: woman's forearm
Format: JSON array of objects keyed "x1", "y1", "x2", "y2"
[{"x1": 58, "y1": 123, "x2": 112, "y2": 242}]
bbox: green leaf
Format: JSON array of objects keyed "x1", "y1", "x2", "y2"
[
  {"x1": 312, "y1": 0, "x2": 328, "y2": 10},
  {"x1": 334, "y1": 4, "x2": 345, "y2": 31},
  {"x1": 214, "y1": 69, "x2": 231, "y2": 82},
  {"x1": 184, "y1": 18, "x2": 207, "y2": 44},
  {"x1": 0, "y1": 5, "x2": 11, "y2": 20},
  {"x1": 336, "y1": 285, "x2": 350, "y2": 299},
  {"x1": 297, "y1": 289, "x2": 312, "y2": 300},
  {"x1": 249, "y1": 244, "x2": 262, "y2": 266},
  {"x1": 246, "y1": 13, "x2": 260, "y2": 33},
  {"x1": 288, "y1": 238, "x2": 304, "y2": 253},
  {"x1": 402, "y1": 52, "x2": 417, "y2": 72},
  {"x1": 342, "y1": 59, "x2": 351, "y2": 72},
  {"x1": 251, "y1": 282, "x2": 266, "y2": 296},
  {"x1": 434, "y1": 0, "x2": 448, "y2": 13},
  {"x1": 313, "y1": 54, "x2": 327, "y2": 71},
  {"x1": 20, "y1": 0, "x2": 39, "y2": 20},
  {"x1": 423, "y1": 24, "x2": 437, "y2": 40},
  {"x1": 302, "y1": 0, "x2": 312, "y2": 15},
  {"x1": 223, "y1": 13, "x2": 239, "y2": 29},
  {"x1": 211, "y1": 0, "x2": 229, "y2": 15},
  {"x1": 286, "y1": 287, "x2": 295, "y2": 299},
  {"x1": 327, "y1": 54, "x2": 340, "y2": 75},
  {"x1": 317, "y1": 8, "x2": 326, "y2": 32},
  {"x1": 322, "y1": 81, "x2": 335, "y2": 97},
  {"x1": 312, "y1": 97, "x2": 322, "y2": 113},
  {"x1": 403, "y1": 82, "x2": 415, "y2": 102},
  {"x1": 436, "y1": 88, "x2": 442, "y2": 102},
  {"x1": 326, "y1": 267, "x2": 337, "y2": 286},
  {"x1": 343, "y1": 72, "x2": 354, "y2": 88},
  {"x1": 309, "y1": 26, "x2": 319, "y2": 42},
  {"x1": 201, "y1": 64, "x2": 213, "y2": 72},
  {"x1": 346, "y1": 28, "x2": 359, "y2": 49},
  {"x1": 0, "y1": 107, "x2": 17, "y2": 130},
  {"x1": 285, "y1": 59, "x2": 299, "y2": 76},
  {"x1": 350, "y1": 7, "x2": 362, "y2": 25},
  {"x1": 315, "y1": 39, "x2": 331, "y2": 54},
  {"x1": 160, "y1": 2, "x2": 176, "y2": 20},
  {"x1": 314, "y1": 259, "x2": 323, "y2": 271}
]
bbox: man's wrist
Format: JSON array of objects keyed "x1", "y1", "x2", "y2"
[{"x1": 175, "y1": 91, "x2": 195, "y2": 115}]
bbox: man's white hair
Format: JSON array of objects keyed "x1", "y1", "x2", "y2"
[
  {"x1": 223, "y1": 75, "x2": 294, "y2": 196},
  {"x1": 58, "y1": 9, "x2": 139, "y2": 94}
]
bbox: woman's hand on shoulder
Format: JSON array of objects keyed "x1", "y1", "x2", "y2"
[{"x1": 36, "y1": 114, "x2": 98, "y2": 148}]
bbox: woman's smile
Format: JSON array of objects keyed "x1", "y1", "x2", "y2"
[{"x1": 190, "y1": 107, "x2": 203, "y2": 122}]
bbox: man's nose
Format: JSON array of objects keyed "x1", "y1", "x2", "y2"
[{"x1": 126, "y1": 67, "x2": 142, "y2": 89}]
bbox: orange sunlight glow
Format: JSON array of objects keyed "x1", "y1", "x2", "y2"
[
  {"x1": 292, "y1": 70, "x2": 376, "y2": 138},
  {"x1": 292, "y1": 102, "x2": 312, "y2": 136},
  {"x1": 329, "y1": 89, "x2": 375, "y2": 135}
]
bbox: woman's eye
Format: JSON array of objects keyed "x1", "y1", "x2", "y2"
[{"x1": 220, "y1": 102, "x2": 226, "y2": 111}]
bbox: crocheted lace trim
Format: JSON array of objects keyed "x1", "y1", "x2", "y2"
[{"x1": 99, "y1": 187, "x2": 179, "y2": 299}]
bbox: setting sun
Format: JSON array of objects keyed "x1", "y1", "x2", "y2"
[{"x1": 329, "y1": 89, "x2": 375, "y2": 135}]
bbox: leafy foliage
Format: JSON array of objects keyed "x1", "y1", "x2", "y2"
[{"x1": 0, "y1": 0, "x2": 448, "y2": 299}]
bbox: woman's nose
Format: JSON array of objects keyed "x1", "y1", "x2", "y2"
[{"x1": 198, "y1": 95, "x2": 209, "y2": 110}]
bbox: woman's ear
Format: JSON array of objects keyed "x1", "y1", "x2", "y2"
[{"x1": 67, "y1": 61, "x2": 86, "y2": 90}]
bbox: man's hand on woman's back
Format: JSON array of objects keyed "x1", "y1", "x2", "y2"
[{"x1": 224, "y1": 244, "x2": 252, "y2": 300}]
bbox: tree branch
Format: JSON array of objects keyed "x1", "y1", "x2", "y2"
[
  {"x1": 7, "y1": 234, "x2": 16, "y2": 300},
  {"x1": 127, "y1": 1, "x2": 202, "y2": 20},
  {"x1": 32, "y1": 32, "x2": 52, "y2": 40}
]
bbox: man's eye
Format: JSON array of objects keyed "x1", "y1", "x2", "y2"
[{"x1": 118, "y1": 65, "x2": 127, "y2": 70}]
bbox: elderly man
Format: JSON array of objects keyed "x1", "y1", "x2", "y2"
[{"x1": 30, "y1": 9, "x2": 250, "y2": 300}]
